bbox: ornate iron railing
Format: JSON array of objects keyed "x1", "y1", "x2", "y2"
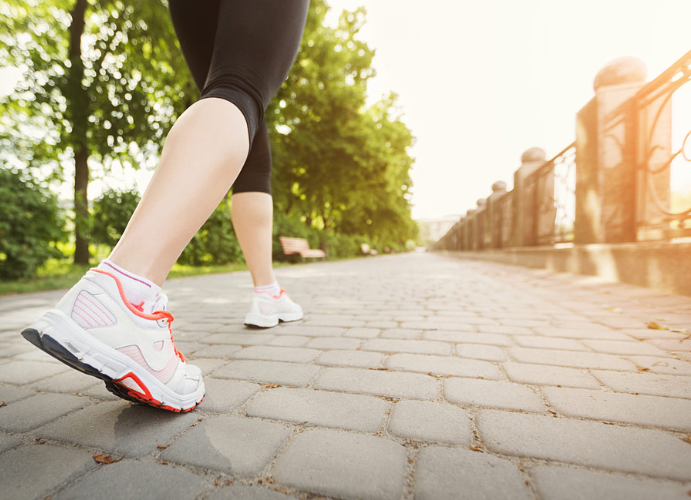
[
  {"x1": 432, "y1": 49, "x2": 691, "y2": 253},
  {"x1": 632, "y1": 50, "x2": 691, "y2": 240},
  {"x1": 523, "y1": 144, "x2": 577, "y2": 245}
]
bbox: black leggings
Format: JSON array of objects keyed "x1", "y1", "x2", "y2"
[{"x1": 168, "y1": 0, "x2": 309, "y2": 195}]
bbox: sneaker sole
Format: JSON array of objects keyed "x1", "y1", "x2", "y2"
[
  {"x1": 244, "y1": 311, "x2": 303, "y2": 328},
  {"x1": 22, "y1": 309, "x2": 204, "y2": 413}
]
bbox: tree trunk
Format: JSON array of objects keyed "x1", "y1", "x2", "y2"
[
  {"x1": 73, "y1": 147, "x2": 89, "y2": 264},
  {"x1": 68, "y1": 0, "x2": 90, "y2": 264}
]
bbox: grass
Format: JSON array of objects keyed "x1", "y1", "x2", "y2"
[
  {"x1": 0, "y1": 259, "x2": 256, "y2": 296},
  {"x1": 0, "y1": 254, "x2": 333, "y2": 297}
]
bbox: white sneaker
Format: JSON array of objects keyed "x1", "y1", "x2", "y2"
[
  {"x1": 244, "y1": 288, "x2": 303, "y2": 328},
  {"x1": 21, "y1": 268, "x2": 204, "y2": 412}
]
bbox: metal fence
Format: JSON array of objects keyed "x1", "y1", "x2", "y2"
[{"x1": 433, "y1": 49, "x2": 691, "y2": 252}]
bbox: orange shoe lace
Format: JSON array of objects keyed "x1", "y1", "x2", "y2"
[{"x1": 153, "y1": 310, "x2": 185, "y2": 362}]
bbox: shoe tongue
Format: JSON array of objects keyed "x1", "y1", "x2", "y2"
[{"x1": 153, "y1": 293, "x2": 169, "y2": 312}]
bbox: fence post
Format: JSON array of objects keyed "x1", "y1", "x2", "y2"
[
  {"x1": 488, "y1": 181, "x2": 507, "y2": 248},
  {"x1": 512, "y1": 148, "x2": 546, "y2": 246},
  {"x1": 475, "y1": 199, "x2": 487, "y2": 250},
  {"x1": 574, "y1": 57, "x2": 648, "y2": 243}
]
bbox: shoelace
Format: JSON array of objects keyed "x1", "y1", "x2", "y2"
[{"x1": 151, "y1": 307, "x2": 185, "y2": 363}]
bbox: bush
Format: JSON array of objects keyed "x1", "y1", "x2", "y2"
[
  {"x1": 178, "y1": 200, "x2": 242, "y2": 266},
  {"x1": 91, "y1": 188, "x2": 141, "y2": 248},
  {"x1": 0, "y1": 168, "x2": 66, "y2": 280}
]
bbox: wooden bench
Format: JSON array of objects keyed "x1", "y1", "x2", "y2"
[{"x1": 279, "y1": 236, "x2": 326, "y2": 258}]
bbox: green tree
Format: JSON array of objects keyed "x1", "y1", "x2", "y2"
[
  {"x1": 268, "y1": 0, "x2": 417, "y2": 246},
  {"x1": 0, "y1": 0, "x2": 195, "y2": 264},
  {"x1": 0, "y1": 168, "x2": 65, "y2": 280}
]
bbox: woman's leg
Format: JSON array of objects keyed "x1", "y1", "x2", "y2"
[
  {"x1": 110, "y1": 0, "x2": 308, "y2": 286},
  {"x1": 232, "y1": 191, "x2": 275, "y2": 286},
  {"x1": 231, "y1": 121, "x2": 275, "y2": 287},
  {"x1": 108, "y1": 99, "x2": 249, "y2": 285}
]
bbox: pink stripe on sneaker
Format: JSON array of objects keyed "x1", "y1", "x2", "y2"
[
  {"x1": 103, "y1": 261, "x2": 152, "y2": 288},
  {"x1": 76, "y1": 298, "x2": 106, "y2": 326},
  {"x1": 79, "y1": 293, "x2": 115, "y2": 326},
  {"x1": 72, "y1": 309, "x2": 94, "y2": 328},
  {"x1": 73, "y1": 302, "x2": 101, "y2": 326}
]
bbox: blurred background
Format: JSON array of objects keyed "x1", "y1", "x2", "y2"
[{"x1": 1, "y1": 0, "x2": 690, "y2": 294}]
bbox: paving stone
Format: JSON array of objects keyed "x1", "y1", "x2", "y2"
[
  {"x1": 583, "y1": 339, "x2": 671, "y2": 357},
  {"x1": 536, "y1": 327, "x2": 632, "y2": 340},
  {"x1": 510, "y1": 347, "x2": 636, "y2": 370},
  {"x1": 380, "y1": 328, "x2": 421, "y2": 339},
  {"x1": 314, "y1": 367, "x2": 437, "y2": 399},
  {"x1": 232, "y1": 346, "x2": 321, "y2": 363},
  {"x1": 245, "y1": 387, "x2": 389, "y2": 432},
  {"x1": 209, "y1": 485, "x2": 294, "y2": 500},
  {"x1": 275, "y1": 325, "x2": 345, "y2": 337},
  {"x1": 54, "y1": 460, "x2": 207, "y2": 500},
  {"x1": 0, "y1": 444, "x2": 95, "y2": 500},
  {"x1": 647, "y1": 339, "x2": 691, "y2": 352},
  {"x1": 627, "y1": 356, "x2": 691, "y2": 375},
  {"x1": 479, "y1": 324, "x2": 533, "y2": 335},
  {"x1": 0, "y1": 385, "x2": 36, "y2": 404},
  {"x1": 272, "y1": 428, "x2": 406, "y2": 500},
  {"x1": 189, "y1": 358, "x2": 227, "y2": 376},
  {"x1": 199, "y1": 378, "x2": 261, "y2": 413},
  {"x1": 0, "y1": 433, "x2": 21, "y2": 454},
  {"x1": 191, "y1": 344, "x2": 242, "y2": 359},
  {"x1": 0, "y1": 360, "x2": 68, "y2": 385},
  {"x1": 424, "y1": 331, "x2": 512, "y2": 346},
  {"x1": 316, "y1": 350, "x2": 384, "y2": 368},
  {"x1": 304, "y1": 319, "x2": 366, "y2": 328},
  {"x1": 445, "y1": 378, "x2": 545, "y2": 411},
  {"x1": 531, "y1": 465, "x2": 691, "y2": 500},
  {"x1": 161, "y1": 416, "x2": 290, "y2": 476},
  {"x1": 37, "y1": 401, "x2": 196, "y2": 457},
  {"x1": 0, "y1": 393, "x2": 90, "y2": 432},
  {"x1": 214, "y1": 360, "x2": 320, "y2": 386},
  {"x1": 502, "y1": 362, "x2": 600, "y2": 388},
  {"x1": 306, "y1": 337, "x2": 362, "y2": 350},
  {"x1": 456, "y1": 343, "x2": 506, "y2": 361},
  {"x1": 542, "y1": 386, "x2": 691, "y2": 431},
  {"x1": 81, "y1": 383, "x2": 121, "y2": 401},
  {"x1": 365, "y1": 321, "x2": 398, "y2": 329},
  {"x1": 385, "y1": 353, "x2": 502, "y2": 379},
  {"x1": 342, "y1": 328, "x2": 380, "y2": 339},
  {"x1": 203, "y1": 333, "x2": 275, "y2": 346},
  {"x1": 362, "y1": 338, "x2": 452, "y2": 356},
  {"x1": 477, "y1": 409, "x2": 691, "y2": 480},
  {"x1": 621, "y1": 328, "x2": 689, "y2": 340},
  {"x1": 401, "y1": 321, "x2": 474, "y2": 331},
  {"x1": 514, "y1": 336, "x2": 587, "y2": 351},
  {"x1": 415, "y1": 446, "x2": 532, "y2": 500},
  {"x1": 32, "y1": 369, "x2": 99, "y2": 394},
  {"x1": 266, "y1": 335, "x2": 309, "y2": 347},
  {"x1": 388, "y1": 400, "x2": 472, "y2": 444},
  {"x1": 591, "y1": 370, "x2": 691, "y2": 399}
]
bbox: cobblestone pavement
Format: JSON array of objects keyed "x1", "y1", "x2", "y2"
[{"x1": 1, "y1": 252, "x2": 691, "y2": 500}]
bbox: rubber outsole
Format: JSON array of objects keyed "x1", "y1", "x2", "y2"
[{"x1": 21, "y1": 327, "x2": 201, "y2": 413}]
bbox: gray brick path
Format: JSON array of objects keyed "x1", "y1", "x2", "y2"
[{"x1": 1, "y1": 253, "x2": 691, "y2": 499}]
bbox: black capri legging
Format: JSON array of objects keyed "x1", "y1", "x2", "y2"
[{"x1": 168, "y1": 0, "x2": 309, "y2": 195}]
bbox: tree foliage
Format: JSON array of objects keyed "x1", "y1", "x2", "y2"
[
  {"x1": 91, "y1": 187, "x2": 139, "y2": 247},
  {"x1": 0, "y1": 0, "x2": 195, "y2": 262},
  {"x1": 268, "y1": 0, "x2": 418, "y2": 246},
  {"x1": 0, "y1": 168, "x2": 65, "y2": 280},
  {"x1": 0, "y1": 0, "x2": 417, "y2": 272}
]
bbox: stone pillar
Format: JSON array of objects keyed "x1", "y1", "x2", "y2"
[
  {"x1": 465, "y1": 209, "x2": 476, "y2": 250},
  {"x1": 475, "y1": 199, "x2": 487, "y2": 250},
  {"x1": 487, "y1": 181, "x2": 507, "y2": 248},
  {"x1": 512, "y1": 147, "x2": 546, "y2": 246},
  {"x1": 575, "y1": 57, "x2": 648, "y2": 243}
]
